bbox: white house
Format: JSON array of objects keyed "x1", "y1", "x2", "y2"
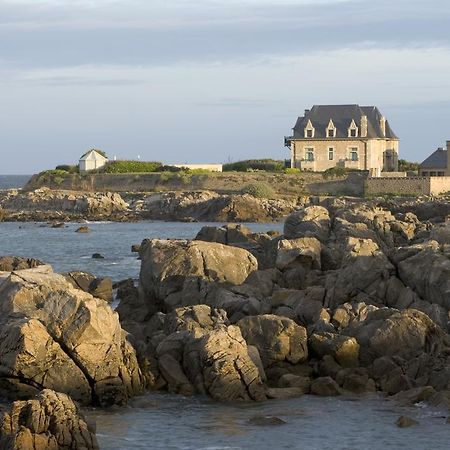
[{"x1": 79, "y1": 149, "x2": 108, "y2": 173}]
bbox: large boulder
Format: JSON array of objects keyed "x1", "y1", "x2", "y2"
[
  {"x1": 392, "y1": 241, "x2": 450, "y2": 309},
  {"x1": 275, "y1": 237, "x2": 321, "y2": 271},
  {"x1": 237, "y1": 315, "x2": 308, "y2": 367},
  {"x1": 183, "y1": 324, "x2": 267, "y2": 401},
  {"x1": 138, "y1": 239, "x2": 258, "y2": 314},
  {"x1": 0, "y1": 389, "x2": 98, "y2": 450},
  {"x1": 345, "y1": 308, "x2": 447, "y2": 365},
  {"x1": 284, "y1": 206, "x2": 330, "y2": 242},
  {"x1": 0, "y1": 266, "x2": 145, "y2": 406}
]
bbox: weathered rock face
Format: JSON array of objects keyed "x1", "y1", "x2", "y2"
[
  {"x1": 0, "y1": 188, "x2": 129, "y2": 221},
  {"x1": 64, "y1": 271, "x2": 113, "y2": 303},
  {"x1": 183, "y1": 324, "x2": 267, "y2": 401},
  {"x1": 138, "y1": 239, "x2": 258, "y2": 314},
  {"x1": 237, "y1": 315, "x2": 308, "y2": 367},
  {"x1": 284, "y1": 206, "x2": 330, "y2": 242},
  {"x1": 392, "y1": 242, "x2": 450, "y2": 309},
  {"x1": 152, "y1": 305, "x2": 267, "y2": 401},
  {"x1": 345, "y1": 309, "x2": 447, "y2": 365},
  {"x1": 0, "y1": 256, "x2": 45, "y2": 272},
  {"x1": 0, "y1": 265, "x2": 145, "y2": 406},
  {"x1": 0, "y1": 389, "x2": 99, "y2": 450},
  {"x1": 139, "y1": 191, "x2": 299, "y2": 223}
]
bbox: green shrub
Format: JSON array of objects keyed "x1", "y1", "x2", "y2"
[
  {"x1": 223, "y1": 159, "x2": 285, "y2": 172},
  {"x1": 55, "y1": 164, "x2": 78, "y2": 173},
  {"x1": 322, "y1": 167, "x2": 352, "y2": 179},
  {"x1": 241, "y1": 182, "x2": 276, "y2": 199},
  {"x1": 100, "y1": 160, "x2": 163, "y2": 173},
  {"x1": 284, "y1": 167, "x2": 301, "y2": 174},
  {"x1": 398, "y1": 159, "x2": 419, "y2": 172}
]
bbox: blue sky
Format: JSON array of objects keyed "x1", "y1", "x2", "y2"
[{"x1": 1, "y1": 0, "x2": 449, "y2": 174}]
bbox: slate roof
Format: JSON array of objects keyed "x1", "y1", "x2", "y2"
[
  {"x1": 291, "y1": 104, "x2": 398, "y2": 139},
  {"x1": 79, "y1": 149, "x2": 107, "y2": 161},
  {"x1": 419, "y1": 148, "x2": 448, "y2": 169}
]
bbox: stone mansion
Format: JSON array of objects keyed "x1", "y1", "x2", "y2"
[{"x1": 285, "y1": 104, "x2": 399, "y2": 174}]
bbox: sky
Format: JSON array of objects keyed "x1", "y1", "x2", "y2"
[{"x1": 0, "y1": 0, "x2": 449, "y2": 174}]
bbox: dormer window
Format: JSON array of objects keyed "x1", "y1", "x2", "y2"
[
  {"x1": 348, "y1": 119, "x2": 358, "y2": 138},
  {"x1": 326, "y1": 119, "x2": 336, "y2": 138},
  {"x1": 304, "y1": 119, "x2": 315, "y2": 138}
]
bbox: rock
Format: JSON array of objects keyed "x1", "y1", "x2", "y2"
[
  {"x1": 183, "y1": 325, "x2": 267, "y2": 401},
  {"x1": 277, "y1": 374, "x2": 311, "y2": 393},
  {"x1": 0, "y1": 266, "x2": 145, "y2": 406},
  {"x1": 91, "y1": 253, "x2": 104, "y2": 259},
  {"x1": 346, "y1": 309, "x2": 446, "y2": 365},
  {"x1": 138, "y1": 239, "x2": 258, "y2": 314},
  {"x1": 158, "y1": 354, "x2": 195, "y2": 395},
  {"x1": 237, "y1": 315, "x2": 308, "y2": 367},
  {"x1": 396, "y1": 416, "x2": 419, "y2": 428},
  {"x1": 275, "y1": 237, "x2": 321, "y2": 271},
  {"x1": 76, "y1": 226, "x2": 91, "y2": 233},
  {"x1": 309, "y1": 333, "x2": 360, "y2": 368},
  {"x1": 394, "y1": 242, "x2": 450, "y2": 309},
  {"x1": 247, "y1": 416, "x2": 287, "y2": 426},
  {"x1": 64, "y1": 271, "x2": 113, "y2": 302},
  {"x1": 310, "y1": 377, "x2": 341, "y2": 396},
  {"x1": 0, "y1": 389, "x2": 99, "y2": 450},
  {"x1": 51, "y1": 222, "x2": 65, "y2": 228},
  {"x1": 266, "y1": 387, "x2": 306, "y2": 400},
  {"x1": 284, "y1": 206, "x2": 330, "y2": 242},
  {"x1": 391, "y1": 386, "x2": 436, "y2": 406},
  {"x1": 0, "y1": 256, "x2": 45, "y2": 272},
  {"x1": 335, "y1": 367, "x2": 375, "y2": 394}
]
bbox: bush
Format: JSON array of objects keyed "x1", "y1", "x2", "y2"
[
  {"x1": 241, "y1": 182, "x2": 275, "y2": 199},
  {"x1": 322, "y1": 167, "x2": 352, "y2": 179},
  {"x1": 398, "y1": 159, "x2": 419, "y2": 172},
  {"x1": 55, "y1": 165, "x2": 78, "y2": 173},
  {"x1": 284, "y1": 167, "x2": 301, "y2": 174},
  {"x1": 100, "y1": 160, "x2": 163, "y2": 173},
  {"x1": 223, "y1": 159, "x2": 285, "y2": 172}
]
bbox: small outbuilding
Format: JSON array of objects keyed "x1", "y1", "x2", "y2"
[
  {"x1": 419, "y1": 142, "x2": 449, "y2": 176},
  {"x1": 79, "y1": 149, "x2": 108, "y2": 173}
]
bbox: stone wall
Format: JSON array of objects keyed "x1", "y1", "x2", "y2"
[
  {"x1": 366, "y1": 176, "x2": 450, "y2": 196},
  {"x1": 25, "y1": 171, "x2": 367, "y2": 197}
]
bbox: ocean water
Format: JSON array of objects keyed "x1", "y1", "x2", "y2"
[
  {"x1": 0, "y1": 174, "x2": 31, "y2": 189},
  {"x1": 89, "y1": 392, "x2": 449, "y2": 450},
  {"x1": 0, "y1": 219, "x2": 449, "y2": 449},
  {"x1": 0, "y1": 221, "x2": 283, "y2": 281}
]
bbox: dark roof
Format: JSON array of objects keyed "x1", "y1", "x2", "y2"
[
  {"x1": 292, "y1": 104, "x2": 398, "y2": 139},
  {"x1": 419, "y1": 148, "x2": 448, "y2": 169}
]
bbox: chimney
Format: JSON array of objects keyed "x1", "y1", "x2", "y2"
[
  {"x1": 360, "y1": 115, "x2": 368, "y2": 137},
  {"x1": 379, "y1": 116, "x2": 386, "y2": 137},
  {"x1": 304, "y1": 109, "x2": 310, "y2": 116}
]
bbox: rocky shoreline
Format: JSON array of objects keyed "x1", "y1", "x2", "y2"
[{"x1": 0, "y1": 197, "x2": 449, "y2": 447}]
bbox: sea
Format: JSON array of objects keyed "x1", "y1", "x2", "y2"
[{"x1": 0, "y1": 175, "x2": 449, "y2": 449}]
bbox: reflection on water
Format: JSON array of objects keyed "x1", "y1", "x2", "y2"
[{"x1": 88, "y1": 392, "x2": 450, "y2": 450}]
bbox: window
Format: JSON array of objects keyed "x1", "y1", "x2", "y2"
[
  {"x1": 430, "y1": 171, "x2": 436, "y2": 176},
  {"x1": 304, "y1": 119, "x2": 315, "y2": 138},
  {"x1": 306, "y1": 129, "x2": 314, "y2": 138},
  {"x1": 327, "y1": 128, "x2": 335, "y2": 138},
  {"x1": 438, "y1": 171, "x2": 445, "y2": 176},
  {"x1": 328, "y1": 148, "x2": 334, "y2": 160},
  {"x1": 422, "y1": 171, "x2": 428, "y2": 176},
  {"x1": 348, "y1": 119, "x2": 358, "y2": 137},
  {"x1": 305, "y1": 148, "x2": 314, "y2": 161},
  {"x1": 349, "y1": 147, "x2": 358, "y2": 161}
]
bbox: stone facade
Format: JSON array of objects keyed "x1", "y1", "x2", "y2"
[{"x1": 285, "y1": 105, "x2": 399, "y2": 173}]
